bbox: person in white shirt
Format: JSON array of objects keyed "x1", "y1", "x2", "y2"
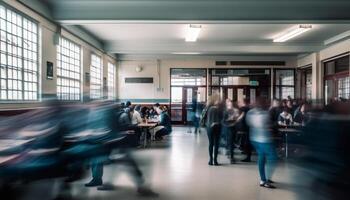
[
  {"x1": 132, "y1": 105, "x2": 143, "y2": 125},
  {"x1": 278, "y1": 108, "x2": 293, "y2": 126}
]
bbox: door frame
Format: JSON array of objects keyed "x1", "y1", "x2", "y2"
[{"x1": 169, "y1": 68, "x2": 207, "y2": 124}]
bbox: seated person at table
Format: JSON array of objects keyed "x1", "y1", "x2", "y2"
[
  {"x1": 293, "y1": 103, "x2": 308, "y2": 125},
  {"x1": 132, "y1": 105, "x2": 143, "y2": 125},
  {"x1": 154, "y1": 106, "x2": 172, "y2": 140},
  {"x1": 140, "y1": 106, "x2": 149, "y2": 118},
  {"x1": 278, "y1": 108, "x2": 293, "y2": 126},
  {"x1": 119, "y1": 107, "x2": 142, "y2": 146},
  {"x1": 148, "y1": 107, "x2": 158, "y2": 118},
  {"x1": 126, "y1": 101, "x2": 132, "y2": 108}
]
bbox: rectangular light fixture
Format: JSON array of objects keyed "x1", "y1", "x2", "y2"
[
  {"x1": 172, "y1": 52, "x2": 201, "y2": 55},
  {"x1": 185, "y1": 25, "x2": 202, "y2": 42},
  {"x1": 273, "y1": 25, "x2": 312, "y2": 42}
]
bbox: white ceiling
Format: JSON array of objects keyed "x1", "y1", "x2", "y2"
[
  {"x1": 82, "y1": 24, "x2": 350, "y2": 43},
  {"x1": 80, "y1": 23, "x2": 350, "y2": 56}
]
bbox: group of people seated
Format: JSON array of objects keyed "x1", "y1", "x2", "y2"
[
  {"x1": 119, "y1": 101, "x2": 172, "y2": 143},
  {"x1": 269, "y1": 97, "x2": 309, "y2": 127}
]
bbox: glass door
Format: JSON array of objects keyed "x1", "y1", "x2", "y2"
[
  {"x1": 170, "y1": 68, "x2": 207, "y2": 124},
  {"x1": 183, "y1": 87, "x2": 206, "y2": 125},
  {"x1": 171, "y1": 87, "x2": 183, "y2": 122}
]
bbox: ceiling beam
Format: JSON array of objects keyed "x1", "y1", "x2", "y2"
[
  {"x1": 324, "y1": 30, "x2": 350, "y2": 45},
  {"x1": 105, "y1": 41, "x2": 323, "y2": 55},
  {"x1": 44, "y1": 0, "x2": 350, "y2": 22}
]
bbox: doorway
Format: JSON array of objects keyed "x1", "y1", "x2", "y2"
[
  {"x1": 209, "y1": 69, "x2": 271, "y2": 104},
  {"x1": 170, "y1": 68, "x2": 207, "y2": 124}
]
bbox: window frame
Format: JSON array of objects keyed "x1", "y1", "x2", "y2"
[
  {"x1": 107, "y1": 62, "x2": 116, "y2": 100},
  {"x1": 56, "y1": 36, "x2": 82, "y2": 101},
  {"x1": 90, "y1": 53, "x2": 103, "y2": 99},
  {"x1": 0, "y1": 3, "x2": 40, "y2": 102},
  {"x1": 323, "y1": 54, "x2": 350, "y2": 104},
  {"x1": 273, "y1": 68, "x2": 296, "y2": 100}
]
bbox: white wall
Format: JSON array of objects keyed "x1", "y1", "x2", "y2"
[
  {"x1": 0, "y1": 0, "x2": 117, "y2": 109},
  {"x1": 118, "y1": 57, "x2": 297, "y2": 103}
]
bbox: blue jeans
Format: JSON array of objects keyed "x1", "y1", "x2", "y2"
[{"x1": 251, "y1": 141, "x2": 278, "y2": 182}]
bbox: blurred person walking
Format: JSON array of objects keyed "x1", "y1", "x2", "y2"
[{"x1": 246, "y1": 98, "x2": 278, "y2": 188}]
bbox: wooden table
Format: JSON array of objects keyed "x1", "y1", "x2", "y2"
[
  {"x1": 278, "y1": 127, "x2": 302, "y2": 158},
  {"x1": 138, "y1": 123, "x2": 157, "y2": 148}
]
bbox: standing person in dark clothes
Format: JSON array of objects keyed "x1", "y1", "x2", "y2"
[
  {"x1": 223, "y1": 99, "x2": 241, "y2": 164},
  {"x1": 191, "y1": 98, "x2": 201, "y2": 134},
  {"x1": 237, "y1": 98, "x2": 251, "y2": 162},
  {"x1": 205, "y1": 94, "x2": 224, "y2": 166}
]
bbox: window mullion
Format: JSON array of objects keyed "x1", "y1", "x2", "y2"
[{"x1": 21, "y1": 15, "x2": 24, "y2": 101}]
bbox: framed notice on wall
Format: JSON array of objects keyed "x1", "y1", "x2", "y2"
[
  {"x1": 85, "y1": 72, "x2": 90, "y2": 86},
  {"x1": 46, "y1": 61, "x2": 53, "y2": 79},
  {"x1": 125, "y1": 77, "x2": 154, "y2": 83}
]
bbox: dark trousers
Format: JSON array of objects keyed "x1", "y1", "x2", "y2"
[
  {"x1": 227, "y1": 126, "x2": 236, "y2": 160},
  {"x1": 207, "y1": 124, "x2": 221, "y2": 162},
  {"x1": 242, "y1": 131, "x2": 252, "y2": 159},
  {"x1": 92, "y1": 163, "x2": 103, "y2": 181}
]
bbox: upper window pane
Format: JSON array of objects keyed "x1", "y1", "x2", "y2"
[
  {"x1": 90, "y1": 54, "x2": 102, "y2": 99},
  {"x1": 107, "y1": 62, "x2": 116, "y2": 99},
  {"x1": 0, "y1": 5, "x2": 38, "y2": 101},
  {"x1": 57, "y1": 37, "x2": 81, "y2": 101},
  {"x1": 275, "y1": 70, "x2": 294, "y2": 86},
  {"x1": 171, "y1": 69, "x2": 206, "y2": 86}
]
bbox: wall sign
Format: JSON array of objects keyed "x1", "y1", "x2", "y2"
[
  {"x1": 125, "y1": 77, "x2": 154, "y2": 83},
  {"x1": 85, "y1": 72, "x2": 90, "y2": 86},
  {"x1": 46, "y1": 61, "x2": 53, "y2": 79}
]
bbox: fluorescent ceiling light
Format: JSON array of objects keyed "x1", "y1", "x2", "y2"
[
  {"x1": 172, "y1": 52, "x2": 201, "y2": 55},
  {"x1": 185, "y1": 25, "x2": 202, "y2": 42},
  {"x1": 273, "y1": 25, "x2": 312, "y2": 42}
]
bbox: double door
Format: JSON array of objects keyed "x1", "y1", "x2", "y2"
[{"x1": 171, "y1": 86, "x2": 206, "y2": 124}]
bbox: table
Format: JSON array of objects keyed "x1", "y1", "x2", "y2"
[
  {"x1": 138, "y1": 123, "x2": 157, "y2": 148},
  {"x1": 278, "y1": 127, "x2": 301, "y2": 158}
]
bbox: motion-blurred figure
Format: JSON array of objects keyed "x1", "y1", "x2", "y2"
[
  {"x1": 222, "y1": 99, "x2": 240, "y2": 164},
  {"x1": 246, "y1": 98, "x2": 277, "y2": 188},
  {"x1": 237, "y1": 98, "x2": 251, "y2": 162},
  {"x1": 294, "y1": 101, "x2": 350, "y2": 200}
]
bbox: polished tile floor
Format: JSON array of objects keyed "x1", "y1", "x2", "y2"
[{"x1": 18, "y1": 126, "x2": 325, "y2": 200}]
